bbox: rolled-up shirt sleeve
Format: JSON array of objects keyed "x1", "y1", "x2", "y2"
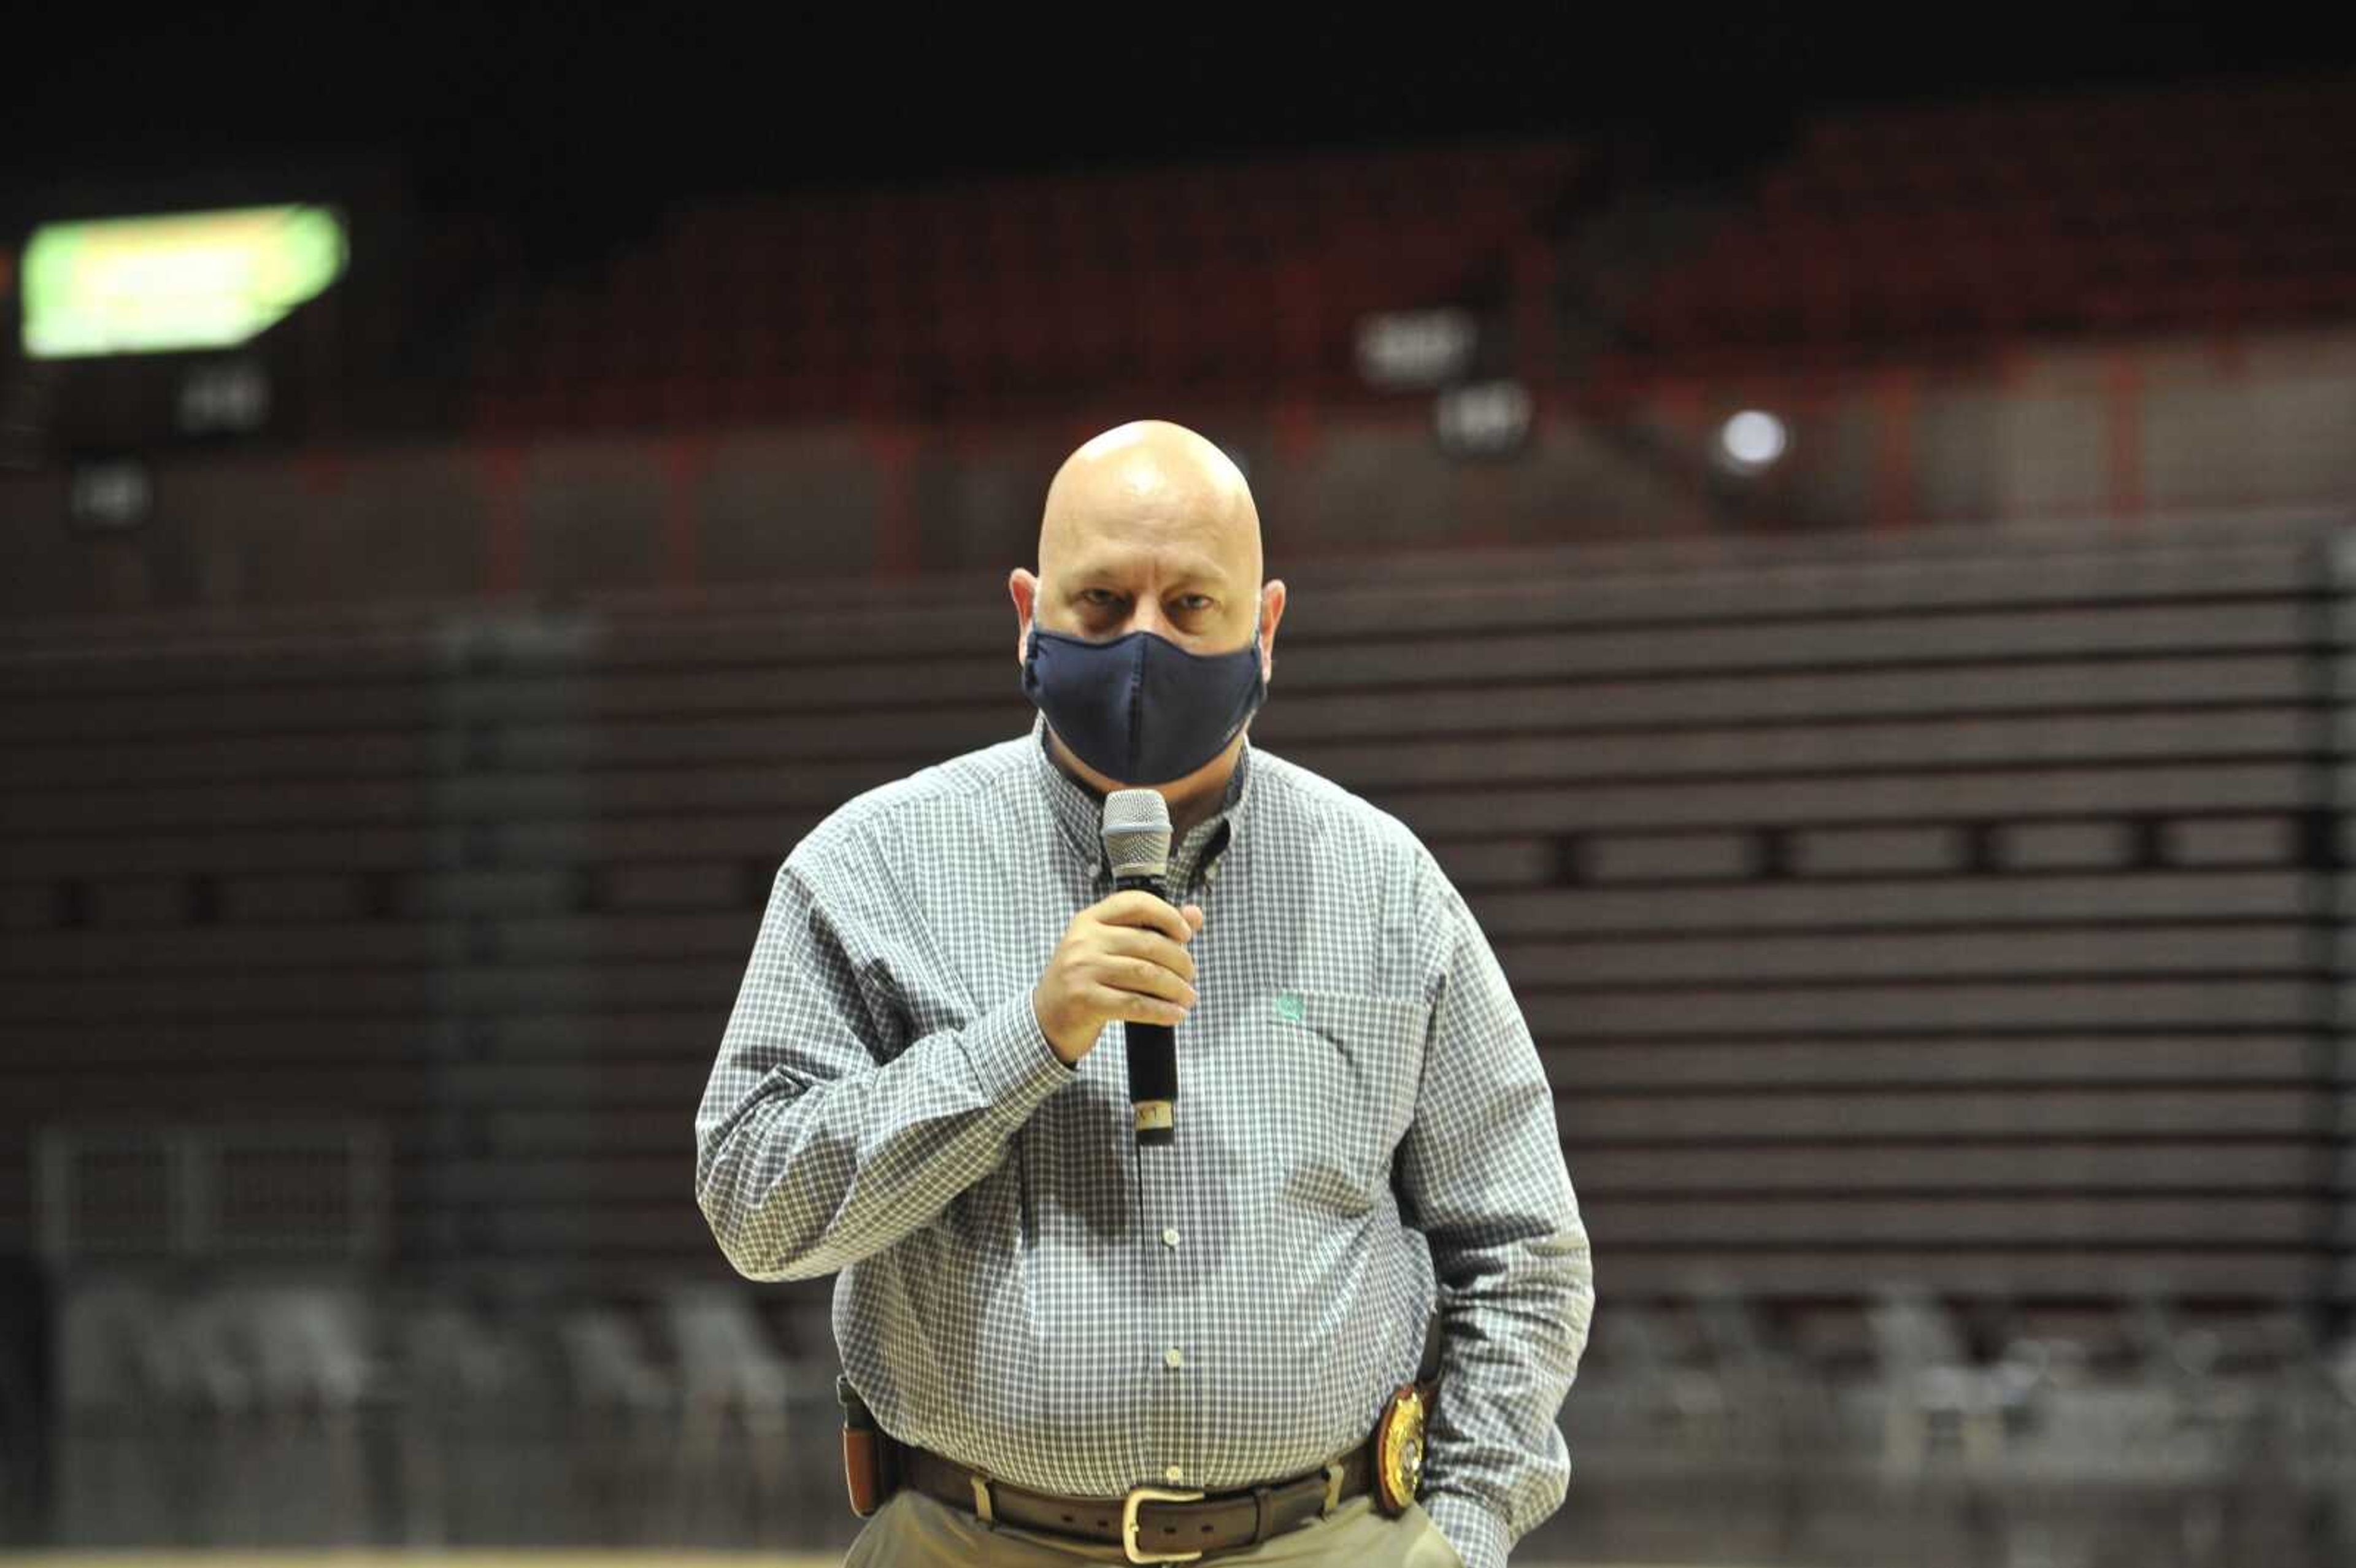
[
  {"x1": 1396, "y1": 856, "x2": 1595, "y2": 1568},
  {"x1": 694, "y1": 851, "x2": 1073, "y2": 1282}
]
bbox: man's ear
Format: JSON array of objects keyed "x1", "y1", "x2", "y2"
[
  {"x1": 1257, "y1": 578, "x2": 1288, "y2": 680},
  {"x1": 1009, "y1": 569, "x2": 1039, "y2": 667}
]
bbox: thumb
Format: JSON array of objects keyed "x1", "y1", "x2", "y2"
[{"x1": 1180, "y1": 903, "x2": 1205, "y2": 937}]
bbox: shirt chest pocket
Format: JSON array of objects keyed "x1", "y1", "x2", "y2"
[{"x1": 1250, "y1": 988, "x2": 1431, "y2": 1213}]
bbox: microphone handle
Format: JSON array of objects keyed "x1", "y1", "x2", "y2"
[{"x1": 1114, "y1": 872, "x2": 1177, "y2": 1145}]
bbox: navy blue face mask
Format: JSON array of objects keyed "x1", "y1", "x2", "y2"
[{"x1": 1022, "y1": 621, "x2": 1267, "y2": 786}]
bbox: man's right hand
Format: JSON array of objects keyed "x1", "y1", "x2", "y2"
[{"x1": 1032, "y1": 890, "x2": 1206, "y2": 1066}]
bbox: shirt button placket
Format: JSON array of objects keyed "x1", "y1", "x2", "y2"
[{"x1": 1143, "y1": 1118, "x2": 1187, "y2": 1485}]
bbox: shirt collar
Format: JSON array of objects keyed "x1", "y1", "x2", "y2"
[{"x1": 1028, "y1": 713, "x2": 1252, "y2": 883}]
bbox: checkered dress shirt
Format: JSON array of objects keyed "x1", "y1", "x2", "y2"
[{"x1": 695, "y1": 718, "x2": 1593, "y2": 1567}]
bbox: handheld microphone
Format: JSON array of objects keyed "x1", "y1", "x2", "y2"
[{"x1": 1102, "y1": 788, "x2": 1176, "y2": 1146}]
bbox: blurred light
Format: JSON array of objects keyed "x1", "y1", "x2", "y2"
[
  {"x1": 1357, "y1": 308, "x2": 1477, "y2": 390},
  {"x1": 23, "y1": 206, "x2": 347, "y2": 358},
  {"x1": 1717, "y1": 409, "x2": 1789, "y2": 472},
  {"x1": 1434, "y1": 380, "x2": 1533, "y2": 459},
  {"x1": 68, "y1": 458, "x2": 153, "y2": 530},
  {"x1": 179, "y1": 360, "x2": 272, "y2": 433}
]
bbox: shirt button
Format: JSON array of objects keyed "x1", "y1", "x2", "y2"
[
  {"x1": 1161, "y1": 1227, "x2": 1180, "y2": 1248},
  {"x1": 1163, "y1": 1347, "x2": 1184, "y2": 1370},
  {"x1": 1164, "y1": 1464, "x2": 1184, "y2": 1483}
]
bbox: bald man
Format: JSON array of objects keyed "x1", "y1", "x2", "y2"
[{"x1": 696, "y1": 421, "x2": 1592, "y2": 1567}]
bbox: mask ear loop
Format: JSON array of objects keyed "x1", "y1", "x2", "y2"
[{"x1": 1222, "y1": 614, "x2": 1272, "y2": 759}]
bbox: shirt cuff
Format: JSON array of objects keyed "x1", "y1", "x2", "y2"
[
  {"x1": 959, "y1": 988, "x2": 1077, "y2": 1113},
  {"x1": 1421, "y1": 1488, "x2": 1510, "y2": 1568}
]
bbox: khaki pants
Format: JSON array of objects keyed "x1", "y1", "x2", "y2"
[{"x1": 844, "y1": 1485, "x2": 1465, "y2": 1567}]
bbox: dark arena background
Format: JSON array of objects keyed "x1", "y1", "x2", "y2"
[{"x1": 5, "y1": 12, "x2": 2356, "y2": 1568}]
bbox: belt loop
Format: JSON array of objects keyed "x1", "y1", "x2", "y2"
[
  {"x1": 970, "y1": 1472, "x2": 995, "y2": 1524},
  {"x1": 1320, "y1": 1461, "x2": 1345, "y2": 1516},
  {"x1": 1251, "y1": 1484, "x2": 1274, "y2": 1544}
]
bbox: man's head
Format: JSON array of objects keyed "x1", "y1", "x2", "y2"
[{"x1": 1011, "y1": 420, "x2": 1287, "y2": 803}]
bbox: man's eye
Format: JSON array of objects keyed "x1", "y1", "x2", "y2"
[
  {"x1": 1174, "y1": 595, "x2": 1213, "y2": 613},
  {"x1": 1080, "y1": 589, "x2": 1122, "y2": 607}
]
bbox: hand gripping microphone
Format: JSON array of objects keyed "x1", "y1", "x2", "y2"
[{"x1": 1101, "y1": 788, "x2": 1177, "y2": 1146}]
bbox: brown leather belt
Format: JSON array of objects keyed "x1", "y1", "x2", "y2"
[{"x1": 896, "y1": 1438, "x2": 1377, "y2": 1563}]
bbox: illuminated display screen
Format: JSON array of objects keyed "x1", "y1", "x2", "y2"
[{"x1": 21, "y1": 205, "x2": 347, "y2": 358}]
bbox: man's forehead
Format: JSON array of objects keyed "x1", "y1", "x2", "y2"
[{"x1": 1049, "y1": 537, "x2": 1241, "y2": 588}]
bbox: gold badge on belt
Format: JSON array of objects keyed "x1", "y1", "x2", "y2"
[{"x1": 1371, "y1": 1380, "x2": 1431, "y2": 1516}]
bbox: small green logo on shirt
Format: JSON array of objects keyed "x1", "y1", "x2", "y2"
[{"x1": 1273, "y1": 992, "x2": 1304, "y2": 1023}]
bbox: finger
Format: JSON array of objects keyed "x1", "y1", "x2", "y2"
[
  {"x1": 1180, "y1": 903, "x2": 1204, "y2": 936},
  {"x1": 1091, "y1": 955, "x2": 1196, "y2": 1007},
  {"x1": 1096, "y1": 987, "x2": 1190, "y2": 1028},
  {"x1": 1092, "y1": 891, "x2": 1193, "y2": 944},
  {"x1": 1094, "y1": 927, "x2": 1196, "y2": 984}
]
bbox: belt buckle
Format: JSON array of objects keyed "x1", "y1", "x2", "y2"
[{"x1": 1121, "y1": 1483, "x2": 1206, "y2": 1564}]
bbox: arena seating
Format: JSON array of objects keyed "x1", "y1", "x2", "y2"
[
  {"x1": 4, "y1": 514, "x2": 2343, "y2": 1306},
  {"x1": 31, "y1": 1266, "x2": 2356, "y2": 1557},
  {"x1": 464, "y1": 142, "x2": 1587, "y2": 436},
  {"x1": 1611, "y1": 77, "x2": 2356, "y2": 375},
  {"x1": 448, "y1": 78, "x2": 2356, "y2": 440},
  {"x1": 8, "y1": 512, "x2": 2355, "y2": 1555}
]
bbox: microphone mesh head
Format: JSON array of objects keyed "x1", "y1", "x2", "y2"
[{"x1": 1101, "y1": 788, "x2": 1172, "y2": 880}]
